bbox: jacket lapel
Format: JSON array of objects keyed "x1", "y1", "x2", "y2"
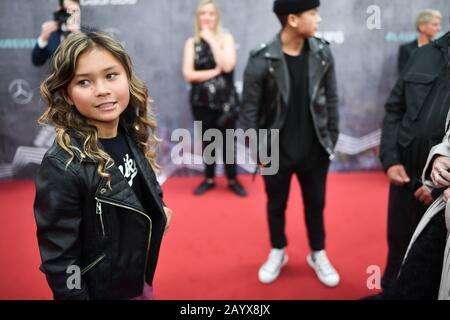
[
  {"x1": 307, "y1": 37, "x2": 329, "y2": 98},
  {"x1": 95, "y1": 163, "x2": 146, "y2": 214},
  {"x1": 125, "y1": 132, "x2": 165, "y2": 214},
  {"x1": 266, "y1": 35, "x2": 330, "y2": 105},
  {"x1": 68, "y1": 121, "x2": 163, "y2": 215},
  {"x1": 266, "y1": 34, "x2": 290, "y2": 106}
]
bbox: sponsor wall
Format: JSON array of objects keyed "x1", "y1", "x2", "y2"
[{"x1": 0, "y1": 0, "x2": 448, "y2": 180}]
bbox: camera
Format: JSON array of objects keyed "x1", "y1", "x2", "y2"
[{"x1": 53, "y1": 8, "x2": 71, "y2": 26}]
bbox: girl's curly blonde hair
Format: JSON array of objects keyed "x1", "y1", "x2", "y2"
[{"x1": 39, "y1": 31, "x2": 160, "y2": 187}]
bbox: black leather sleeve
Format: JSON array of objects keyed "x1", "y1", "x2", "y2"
[
  {"x1": 324, "y1": 49, "x2": 339, "y2": 147},
  {"x1": 155, "y1": 176, "x2": 165, "y2": 207},
  {"x1": 34, "y1": 156, "x2": 90, "y2": 300},
  {"x1": 239, "y1": 54, "x2": 265, "y2": 132}
]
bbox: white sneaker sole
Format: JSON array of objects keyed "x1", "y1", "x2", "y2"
[
  {"x1": 307, "y1": 255, "x2": 340, "y2": 288},
  {"x1": 258, "y1": 254, "x2": 289, "y2": 284}
]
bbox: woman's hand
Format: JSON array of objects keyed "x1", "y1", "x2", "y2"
[
  {"x1": 163, "y1": 206, "x2": 173, "y2": 234},
  {"x1": 201, "y1": 31, "x2": 236, "y2": 73},
  {"x1": 443, "y1": 187, "x2": 450, "y2": 203},
  {"x1": 199, "y1": 29, "x2": 216, "y2": 45},
  {"x1": 431, "y1": 156, "x2": 450, "y2": 188},
  {"x1": 213, "y1": 65, "x2": 222, "y2": 76},
  {"x1": 183, "y1": 38, "x2": 223, "y2": 83}
]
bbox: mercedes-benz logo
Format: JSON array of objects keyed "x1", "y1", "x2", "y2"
[{"x1": 9, "y1": 79, "x2": 33, "y2": 105}]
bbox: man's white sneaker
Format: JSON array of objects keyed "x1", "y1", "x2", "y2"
[
  {"x1": 258, "y1": 248, "x2": 288, "y2": 284},
  {"x1": 307, "y1": 250, "x2": 340, "y2": 287}
]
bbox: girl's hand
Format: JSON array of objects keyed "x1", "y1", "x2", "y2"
[{"x1": 163, "y1": 206, "x2": 173, "y2": 234}]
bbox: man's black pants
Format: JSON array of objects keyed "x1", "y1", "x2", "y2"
[{"x1": 262, "y1": 160, "x2": 330, "y2": 251}]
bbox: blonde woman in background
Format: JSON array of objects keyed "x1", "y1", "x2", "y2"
[{"x1": 183, "y1": 0, "x2": 247, "y2": 197}]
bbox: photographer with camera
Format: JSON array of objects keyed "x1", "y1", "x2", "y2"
[{"x1": 32, "y1": 0, "x2": 81, "y2": 66}]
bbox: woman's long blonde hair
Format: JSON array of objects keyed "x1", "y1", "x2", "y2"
[
  {"x1": 39, "y1": 31, "x2": 160, "y2": 187},
  {"x1": 194, "y1": 0, "x2": 224, "y2": 43}
]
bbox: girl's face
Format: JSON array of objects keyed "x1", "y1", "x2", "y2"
[
  {"x1": 66, "y1": 47, "x2": 130, "y2": 135},
  {"x1": 198, "y1": 3, "x2": 217, "y2": 31}
]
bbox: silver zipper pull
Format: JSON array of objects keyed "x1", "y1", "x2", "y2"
[
  {"x1": 326, "y1": 148, "x2": 336, "y2": 160},
  {"x1": 96, "y1": 200, "x2": 105, "y2": 237}
]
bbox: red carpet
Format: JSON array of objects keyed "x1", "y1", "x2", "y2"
[{"x1": 0, "y1": 172, "x2": 389, "y2": 300}]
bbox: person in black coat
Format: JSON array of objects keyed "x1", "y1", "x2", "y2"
[
  {"x1": 379, "y1": 29, "x2": 450, "y2": 294},
  {"x1": 398, "y1": 9, "x2": 442, "y2": 74}
]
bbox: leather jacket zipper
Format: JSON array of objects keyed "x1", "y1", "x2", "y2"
[
  {"x1": 308, "y1": 63, "x2": 336, "y2": 160},
  {"x1": 81, "y1": 253, "x2": 106, "y2": 276},
  {"x1": 96, "y1": 201, "x2": 105, "y2": 237},
  {"x1": 95, "y1": 197, "x2": 152, "y2": 287}
]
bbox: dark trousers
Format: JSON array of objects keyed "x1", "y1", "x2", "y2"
[
  {"x1": 381, "y1": 184, "x2": 428, "y2": 291},
  {"x1": 262, "y1": 160, "x2": 329, "y2": 251},
  {"x1": 192, "y1": 106, "x2": 236, "y2": 180},
  {"x1": 385, "y1": 210, "x2": 447, "y2": 299}
]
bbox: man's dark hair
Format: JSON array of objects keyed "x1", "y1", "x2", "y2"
[
  {"x1": 276, "y1": 12, "x2": 303, "y2": 28},
  {"x1": 276, "y1": 14, "x2": 289, "y2": 28}
]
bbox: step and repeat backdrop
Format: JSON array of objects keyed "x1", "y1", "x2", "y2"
[{"x1": 0, "y1": 0, "x2": 448, "y2": 180}]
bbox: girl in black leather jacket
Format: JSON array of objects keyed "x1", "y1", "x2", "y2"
[{"x1": 34, "y1": 31, "x2": 172, "y2": 300}]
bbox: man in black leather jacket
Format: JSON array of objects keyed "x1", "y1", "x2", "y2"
[
  {"x1": 239, "y1": 0, "x2": 340, "y2": 287},
  {"x1": 379, "y1": 30, "x2": 450, "y2": 293}
]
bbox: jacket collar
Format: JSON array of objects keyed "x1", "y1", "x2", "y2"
[
  {"x1": 432, "y1": 31, "x2": 450, "y2": 65},
  {"x1": 68, "y1": 119, "x2": 130, "y2": 163},
  {"x1": 66, "y1": 119, "x2": 161, "y2": 214},
  {"x1": 94, "y1": 120, "x2": 164, "y2": 215},
  {"x1": 432, "y1": 30, "x2": 450, "y2": 50},
  {"x1": 265, "y1": 32, "x2": 324, "y2": 59},
  {"x1": 264, "y1": 32, "x2": 328, "y2": 106}
]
